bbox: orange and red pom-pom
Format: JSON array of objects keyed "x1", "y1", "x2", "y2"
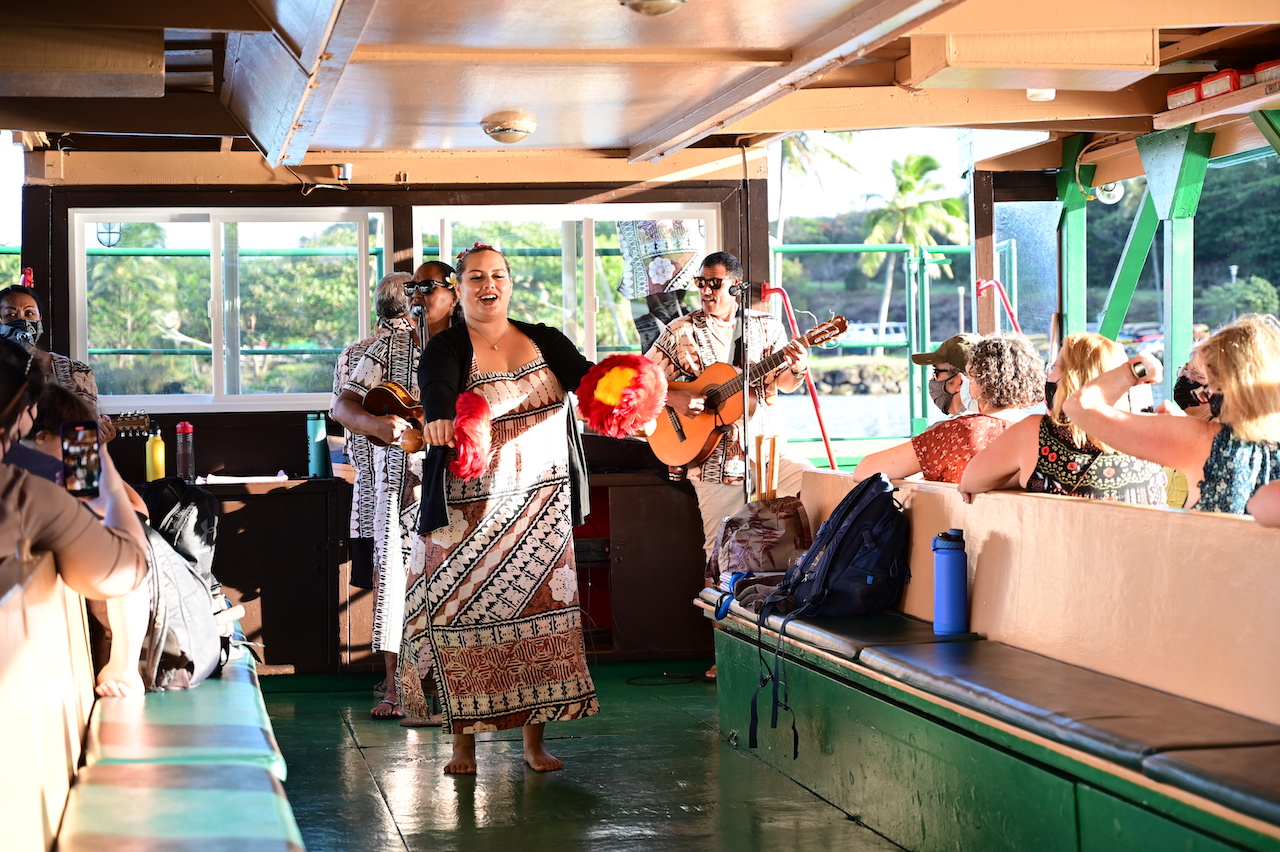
[
  {"x1": 577, "y1": 354, "x2": 667, "y2": 439},
  {"x1": 450, "y1": 390, "x2": 492, "y2": 480}
]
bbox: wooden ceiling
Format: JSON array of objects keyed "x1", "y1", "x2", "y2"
[{"x1": 1, "y1": 0, "x2": 1278, "y2": 186}]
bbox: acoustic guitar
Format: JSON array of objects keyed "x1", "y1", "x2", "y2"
[
  {"x1": 361, "y1": 381, "x2": 425, "y2": 453},
  {"x1": 107, "y1": 411, "x2": 149, "y2": 437},
  {"x1": 646, "y1": 317, "x2": 848, "y2": 467}
]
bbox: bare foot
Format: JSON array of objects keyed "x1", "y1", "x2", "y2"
[
  {"x1": 524, "y1": 742, "x2": 563, "y2": 772},
  {"x1": 522, "y1": 724, "x2": 563, "y2": 772},
  {"x1": 370, "y1": 699, "x2": 405, "y2": 719},
  {"x1": 444, "y1": 733, "x2": 476, "y2": 774}
]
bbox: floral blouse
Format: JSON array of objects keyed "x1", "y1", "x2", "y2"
[
  {"x1": 1025, "y1": 417, "x2": 1167, "y2": 504},
  {"x1": 1195, "y1": 425, "x2": 1280, "y2": 514},
  {"x1": 910, "y1": 413, "x2": 1016, "y2": 484}
]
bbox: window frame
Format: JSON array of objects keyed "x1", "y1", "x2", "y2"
[{"x1": 69, "y1": 206, "x2": 390, "y2": 413}]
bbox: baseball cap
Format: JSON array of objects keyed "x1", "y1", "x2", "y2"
[{"x1": 910, "y1": 333, "x2": 982, "y2": 371}]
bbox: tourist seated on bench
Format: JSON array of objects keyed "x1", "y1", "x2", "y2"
[{"x1": 0, "y1": 337, "x2": 147, "y2": 600}]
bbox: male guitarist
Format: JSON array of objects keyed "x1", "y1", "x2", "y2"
[
  {"x1": 331, "y1": 259, "x2": 457, "y2": 722},
  {"x1": 645, "y1": 251, "x2": 814, "y2": 573}
]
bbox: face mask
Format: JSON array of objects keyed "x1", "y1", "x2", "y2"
[
  {"x1": 957, "y1": 377, "x2": 976, "y2": 413},
  {"x1": 1172, "y1": 374, "x2": 1205, "y2": 411},
  {"x1": 928, "y1": 378, "x2": 955, "y2": 415},
  {"x1": 0, "y1": 318, "x2": 42, "y2": 350},
  {"x1": 1044, "y1": 380, "x2": 1058, "y2": 412},
  {"x1": 1208, "y1": 392, "x2": 1224, "y2": 419}
]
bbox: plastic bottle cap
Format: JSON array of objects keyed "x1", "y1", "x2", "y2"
[
  {"x1": 176, "y1": 421, "x2": 193, "y2": 434},
  {"x1": 933, "y1": 528, "x2": 965, "y2": 549}
]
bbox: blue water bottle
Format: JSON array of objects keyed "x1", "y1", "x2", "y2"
[
  {"x1": 932, "y1": 528, "x2": 968, "y2": 635},
  {"x1": 307, "y1": 412, "x2": 331, "y2": 478}
]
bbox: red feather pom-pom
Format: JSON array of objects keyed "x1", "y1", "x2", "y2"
[
  {"x1": 576, "y1": 354, "x2": 667, "y2": 439},
  {"x1": 450, "y1": 391, "x2": 492, "y2": 480}
]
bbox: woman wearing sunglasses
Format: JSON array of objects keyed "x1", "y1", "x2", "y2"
[
  {"x1": 1065, "y1": 314, "x2": 1280, "y2": 515},
  {"x1": 331, "y1": 260, "x2": 459, "y2": 722}
]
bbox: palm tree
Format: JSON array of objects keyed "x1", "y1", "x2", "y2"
[
  {"x1": 860, "y1": 154, "x2": 968, "y2": 353},
  {"x1": 773, "y1": 131, "x2": 858, "y2": 285}
]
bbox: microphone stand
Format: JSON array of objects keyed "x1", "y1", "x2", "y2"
[{"x1": 730, "y1": 282, "x2": 752, "y2": 506}]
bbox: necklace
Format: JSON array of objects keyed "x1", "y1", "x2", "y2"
[{"x1": 468, "y1": 322, "x2": 512, "y2": 350}]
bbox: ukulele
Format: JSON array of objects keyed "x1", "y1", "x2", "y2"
[
  {"x1": 106, "y1": 411, "x2": 149, "y2": 437},
  {"x1": 361, "y1": 382, "x2": 425, "y2": 453},
  {"x1": 646, "y1": 317, "x2": 847, "y2": 467}
]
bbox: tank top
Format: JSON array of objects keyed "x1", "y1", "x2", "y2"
[
  {"x1": 1025, "y1": 417, "x2": 1167, "y2": 504},
  {"x1": 1195, "y1": 425, "x2": 1280, "y2": 514}
]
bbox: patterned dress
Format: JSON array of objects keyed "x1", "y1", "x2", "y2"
[
  {"x1": 344, "y1": 329, "x2": 422, "y2": 653},
  {"x1": 1194, "y1": 425, "x2": 1280, "y2": 514},
  {"x1": 398, "y1": 354, "x2": 598, "y2": 734},
  {"x1": 1025, "y1": 417, "x2": 1167, "y2": 504},
  {"x1": 910, "y1": 413, "x2": 1017, "y2": 483}
]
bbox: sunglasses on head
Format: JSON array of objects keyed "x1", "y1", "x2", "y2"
[
  {"x1": 403, "y1": 279, "x2": 454, "y2": 296},
  {"x1": 694, "y1": 277, "x2": 737, "y2": 291}
]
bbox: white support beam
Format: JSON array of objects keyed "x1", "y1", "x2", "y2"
[
  {"x1": 0, "y1": 27, "x2": 163, "y2": 98},
  {"x1": 626, "y1": 0, "x2": 964, "y2": 163},
  {"x1": 221, "y1": 0, "x2": 377, "y2": 167},
  {"x1": 725, "y1": 75, "x2": 1189, "y2": 134},
  {"x1": 912, "y1": 0, "x2": 1280, "y2": 33}
]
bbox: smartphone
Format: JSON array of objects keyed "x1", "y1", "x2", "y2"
[{"x1": 60, "y1": 420, "x2": 101, "y2": 498}]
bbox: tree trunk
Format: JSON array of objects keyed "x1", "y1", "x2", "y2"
[{"x1": 875, "y1": 253, "x2": 897, "y2": 357}]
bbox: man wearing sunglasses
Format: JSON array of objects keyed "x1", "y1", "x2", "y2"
[
  {"x1": 331, "y1": 260, "x2": 457, "y2": 722},
  {"x1": 911, "y1": 333, "x2": 982, "y2": 417},
  {"x1": 646, "y1": 251, "x2": 813, "y2": 571}
]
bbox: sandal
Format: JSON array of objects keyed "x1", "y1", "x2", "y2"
[
  {"x1": 371, "y1": 699, "x2": 405, "y2": 720},
  {"x1": 372, "y1": 679, "x2": 388, "y2": 698}
]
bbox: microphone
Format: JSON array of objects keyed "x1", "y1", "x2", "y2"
[
  {"x1": 728, "y1": 281, "x2": 750, "y2": 297},
  {"x1": 410, "y1": 304, "x2": 425, "y2": 324}
]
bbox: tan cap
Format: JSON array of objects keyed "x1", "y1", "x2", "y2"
[{"x1": 911, "y1": 333, "x2": 982, "y2": 370}]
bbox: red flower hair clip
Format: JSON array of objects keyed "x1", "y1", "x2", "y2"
[{"x1": 456, "y1": 242, "x2": 498, "y2": 263}]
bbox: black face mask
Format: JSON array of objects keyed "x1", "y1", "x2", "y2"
[
  {"x1": 1043, "y1": 380, "x2": 1057, "y2": 411},
  {"x1": 1172, "y1": 374, "x2": 1205, "y2": 411},
  {"x1": 0, "y1": 318, "x2": 43, "y2": 350}
]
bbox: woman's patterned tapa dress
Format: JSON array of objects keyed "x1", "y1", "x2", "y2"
[{"x1": 398, "y1": 354, "x2": 599, "y2": 733}]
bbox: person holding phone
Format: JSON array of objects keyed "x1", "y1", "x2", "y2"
[{"x1": 0, "y1": 337, "x2": 147, "y2": 600}]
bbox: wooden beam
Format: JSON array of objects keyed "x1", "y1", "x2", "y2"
[
  {"x1": 1158, "y1": 24, "x2": 1280, "y2": 64},
  {"x1": 913, "y1": 0, "x2": 1280, "y2": 33},
  {"x1": 627, "y1": 0, "x2": 964, "y2": 163},
  {"x1": 726, "y1": 75, "x2": 1190, "y2": 134},
  {"x1": 0, "y1": 92, "x2": 244, "y2": 137},
  {"x1": 0, "y1": 27, "x2": 163, "y2": 98},
  {"x1": 351, "y1": 45, "x2": 792, "y2": 65},
  {"x1": 222, "y1": 1, "x2": 377, "y2": 167},
  {"x1": 1, "y1": 1, "x2": 272, "y2": 32}
]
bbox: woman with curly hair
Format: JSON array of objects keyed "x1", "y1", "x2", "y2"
[
  {"x1": 961, "y1": 332, "x2": 1167, "y2": 504},
  {"x1": 854, "y1": 334, "x2": 1044, "y2": 484},
  {"x1": 1064, "y1": 315, "x2": 1280, "y2": 514}
]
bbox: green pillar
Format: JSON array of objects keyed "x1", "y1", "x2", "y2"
[
  {"x1": 1252, "y1": 110, "x2": 1280, "y2": 156},
  {"x1": 1135, "y1": 127, "x2": 1214, "y2": 396},
  {"x1": 1097, "y1": 189, "x2": 1158, "y2": 341},
  {"x1": 1057, "y1": 136, "x2": 1094, "y2": 337}
]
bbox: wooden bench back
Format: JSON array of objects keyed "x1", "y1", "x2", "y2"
[
  {"x1": 802, "y1": 470, "x2": 1280, "y2": 726},
  {"x1": 0, "y1": 550, "x2": 94, "y2": 852}
]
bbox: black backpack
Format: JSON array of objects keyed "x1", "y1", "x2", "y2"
[
  {"x1": 758, "y1": 472, "x2": 910, "y2": 622},
  {"x1": 750, "y1": 473, "x2": 910, "y2": 756}
]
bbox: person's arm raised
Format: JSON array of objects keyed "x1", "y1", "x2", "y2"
[
  {"x1": 1063, "y1": 352, "x2": 1217, "y2": 473},
  {"x1": 65, "y1": 445, "x2": 148, "y2": 599}
]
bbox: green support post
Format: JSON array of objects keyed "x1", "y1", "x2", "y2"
[
  {"x1": 1252, "y1": 110, "x2": 1280, "y2": 156},
  {"x1": 1135, "y1": 126, "x2": 1214, "y2": 398},
  {"x1": 1097, "y1": 189, "x2": 1158, "y2": 341},
  {"x1": 1057, "y1": 136, "x2": 1094, "y2": 337},
  {"x1": 908, "y1": 246, "x2": 929, "y2": 436}
]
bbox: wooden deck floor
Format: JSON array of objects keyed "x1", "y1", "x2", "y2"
[{"x1": 263, "y1": 662, "x2": 904, "y2": 851}]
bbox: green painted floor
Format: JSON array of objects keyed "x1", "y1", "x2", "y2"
[{"x1": 263, "y1": 662, "x2": 904, "y2": 852}]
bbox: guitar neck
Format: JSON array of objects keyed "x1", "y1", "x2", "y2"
[{"x1": 705, "y1": 349, "x2": 791, "y2": 409}]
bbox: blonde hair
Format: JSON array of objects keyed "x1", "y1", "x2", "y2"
[
  {"x1": 1197, "y1": 314, "x2": 1280, "y2": 443},
  {"x1": 1052, "y1": 332, "x2": 1127, "y2": 450}
]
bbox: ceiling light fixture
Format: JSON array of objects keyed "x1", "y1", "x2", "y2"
[
  {"x1": 481, "y1": 111, "x2": 538, "y2": 144},
  {"x1": 619, "y1": 0, "x2": 686, "y2": 16},
  {"x1": 1025, "y1": 88, "x2": 1057, "y2": 102},
  {"x1": 1095, "y1": 183, "x2": 1125, "y2": 205}
]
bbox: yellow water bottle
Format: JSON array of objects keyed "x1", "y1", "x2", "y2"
[{"x1": 145, "y1": 420, "x2": 165, "y2": 481}]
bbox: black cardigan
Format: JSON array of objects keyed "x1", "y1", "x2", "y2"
[{"x1": 416, "y1": 321, "x2": 593, "y2": 534}]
